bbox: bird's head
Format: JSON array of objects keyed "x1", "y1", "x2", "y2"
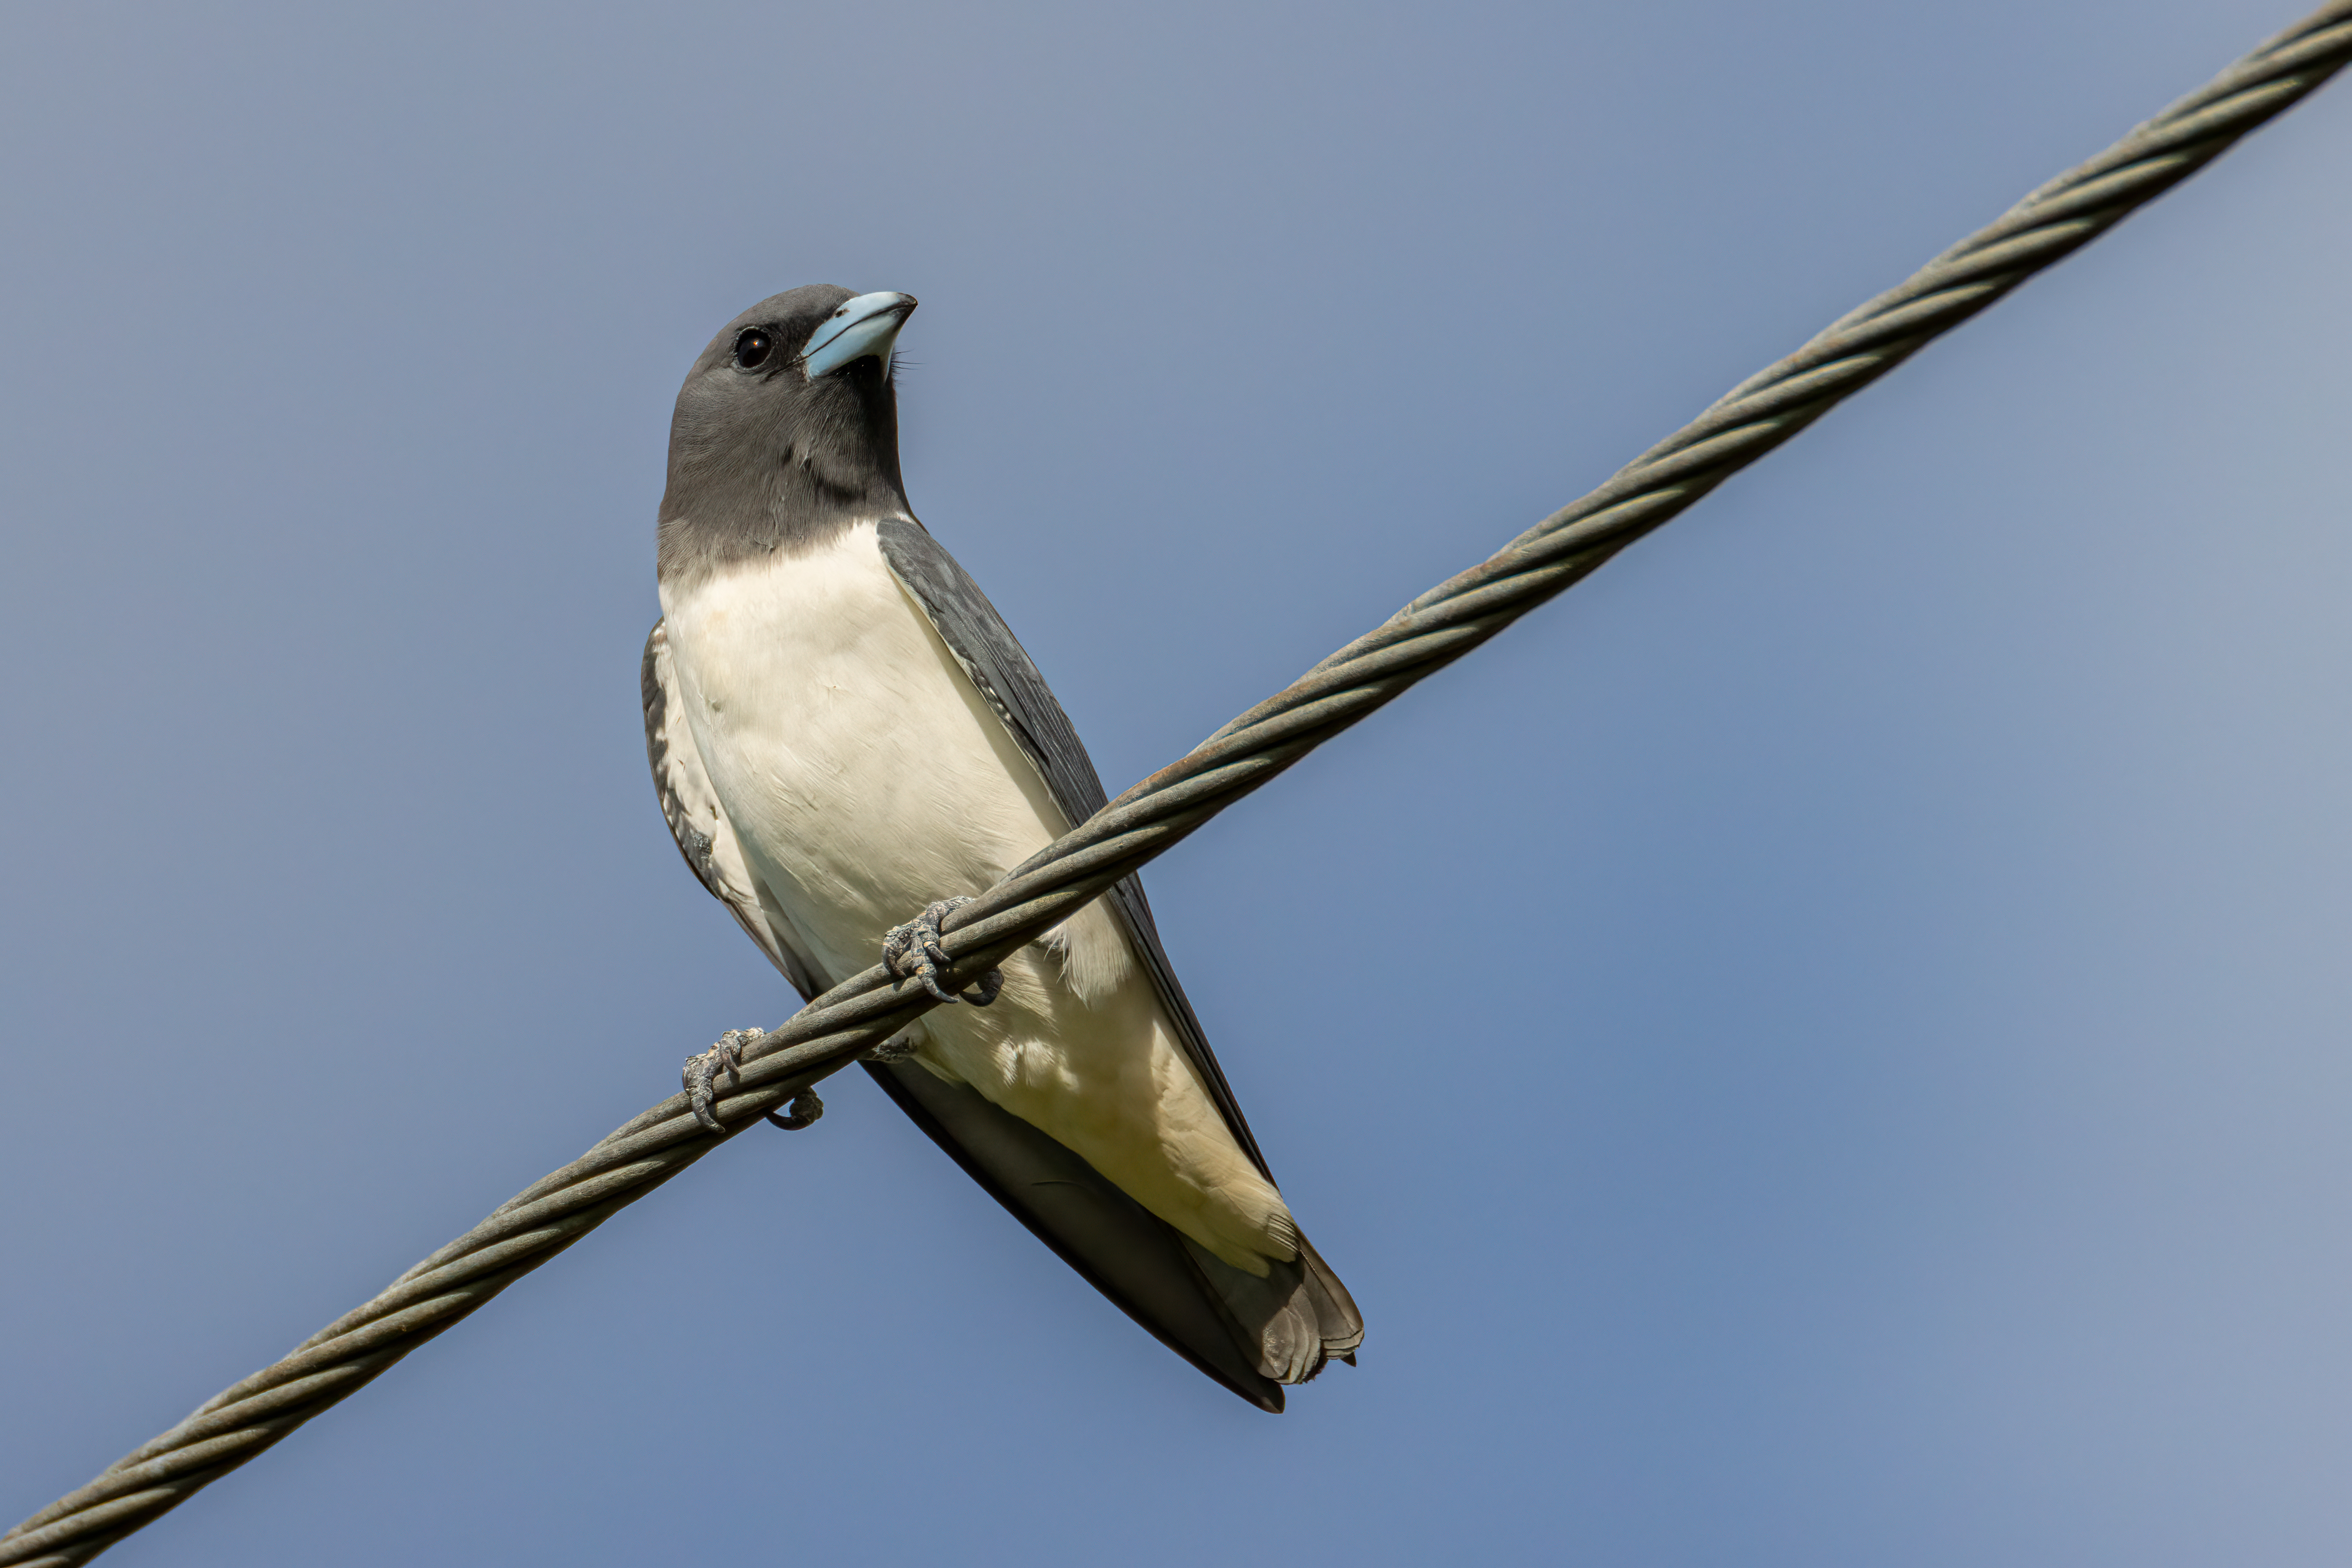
[{"x1": 659, "y1": 285, "x2": 917, "y2": 581}]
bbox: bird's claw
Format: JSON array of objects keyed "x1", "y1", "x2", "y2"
[
  {"x1": 683, "y1": 1027, "x2": 824, "y2": 1133},
  {"x1": 684, "y1": 1028, "x2": 759, "y2": 1131},
  {"x1": 766, "y1": 1090, "x2": 824, "y2": 1131},
  {"x1": 882, "y1": 896, "x2": 1002, "y2": 1005}
]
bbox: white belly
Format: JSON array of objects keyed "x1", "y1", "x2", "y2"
[{"x1": 658, "y1": 522, "x2": 1295, "y2": 1270}]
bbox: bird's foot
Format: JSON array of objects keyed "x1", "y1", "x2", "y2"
[
  {"x1": 882, "y1": 897, "x2": 1002, "y2": 1005},
  {"x1": 683, "y1": 1027, "x2": 825, "y2": 1133},
  {"x1": 683, "y1": 1028, "x2": 761, "y2": 1131}
]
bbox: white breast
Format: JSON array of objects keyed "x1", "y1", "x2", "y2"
[
  {"x1": 658, "y1": 520, "x2": 1077, "y2": 981},
  {"x1": 659, "y1": 521, "x2": 1295, "y2": 1272}
]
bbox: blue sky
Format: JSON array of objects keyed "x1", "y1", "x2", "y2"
[{"x1": 3, "y1": 2, "x2": 2349, "y2": 1563}]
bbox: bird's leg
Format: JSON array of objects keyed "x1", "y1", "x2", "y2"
[
  {"x1": 681, "y1": 1027, "x2": 825, "y2": 1133},
  {"x1": 882, "y1": 896, "x2": 1003, "y2": 1005}
]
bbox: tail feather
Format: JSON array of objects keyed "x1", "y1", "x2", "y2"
[{"x1": 1183, "y1": 1231, "x2": 1364, "y2": 1384}]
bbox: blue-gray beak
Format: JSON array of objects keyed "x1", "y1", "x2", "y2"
[{"x1": 800, "y1": 291, "x2": 917, "y2": 378}]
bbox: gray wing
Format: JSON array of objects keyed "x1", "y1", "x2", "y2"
[
  {"x1": 874, "y1": 517, "x2": 1273, "y2": 1176},
  {"x1": 859, "y1": 1057, "x2": 1292, "y2": 1410},
  {"x1": 642, "y1": 621, "x2": 825, "y2": 1003}
]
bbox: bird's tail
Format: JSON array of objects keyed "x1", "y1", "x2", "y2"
[{"x1": 1184, "y1": 1230, "x2": 1364, "y2": 1385}]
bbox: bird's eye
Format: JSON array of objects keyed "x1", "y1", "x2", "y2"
[{"x1": 733, "y1": 329, "x2": 773, "y2": 369}]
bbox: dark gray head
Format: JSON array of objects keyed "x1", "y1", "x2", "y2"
[{"x1": 656, "y1": 284, "x2": 918, "y2": 584}]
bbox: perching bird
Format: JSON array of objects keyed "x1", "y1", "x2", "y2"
[{"x1": 642, "y1": 285, "x2": 1361, "y2": 1409}]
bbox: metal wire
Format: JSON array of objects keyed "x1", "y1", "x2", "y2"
[{"x1": 9, "y1": 5, "x2": 2350, "y2": 1562}]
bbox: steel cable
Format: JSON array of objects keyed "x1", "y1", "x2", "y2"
[{"x1": 8, "y1": 4, "x2": 2350, "y2": 1561}]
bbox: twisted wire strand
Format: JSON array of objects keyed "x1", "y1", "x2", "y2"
[{"x1": 9, "y1": 6, "x2": 2348, "y2": 1562}]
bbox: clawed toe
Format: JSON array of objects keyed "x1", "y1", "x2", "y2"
[
  {"x1": 882, "y1": 896, "x2": 1002, "y2": 1005},
  {"x1": 683, "y1": 891, "x2": 1000, "y2": 1138},
  {"x1": 685, "y1": 1028, "x2": 827, "y2": 1134},
  {"x1": 683, "y1": 1027, "x2": 766, "y2": 1131},
  {"x1": 765, "y1": 1090, "x2": 823, "y2": 1130}
]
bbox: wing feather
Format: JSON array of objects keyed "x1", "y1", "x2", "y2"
[
  {"x1": 874, "y1": 517, "x2": 1272, "y2": 1174},
  {"x1": 642, "y1": 621, "x2": 825, "y2": 1003}
]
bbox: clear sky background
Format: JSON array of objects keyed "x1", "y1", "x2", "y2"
[{"x1": 3, "y1": 2, "x2": 2349, "y2": 1563}]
